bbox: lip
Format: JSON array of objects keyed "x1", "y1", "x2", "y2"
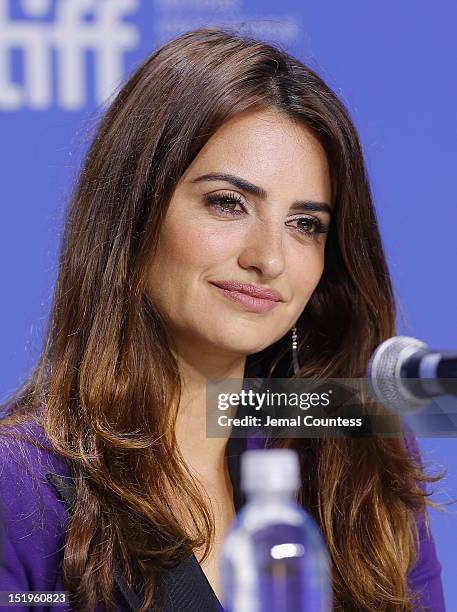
[
  {"x1": 210, "y1": 280, "x2": 284, "y2": 301},
  {"x1": 209, "y1": 280, "x2": 284, "y2": 314}
]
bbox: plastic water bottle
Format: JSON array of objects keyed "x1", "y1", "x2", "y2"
[{"x1": 221, "y1": 449, "x2": 331, "y2": 612}]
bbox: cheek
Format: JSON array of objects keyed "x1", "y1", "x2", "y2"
[
  {"x1": 163, "y1": 215, "x2": 237, "y2": 269},
  {"x1": 290, "y1": 247, "x2": 325, "y2": 301}
]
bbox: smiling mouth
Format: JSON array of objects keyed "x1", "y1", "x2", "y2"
[{"x1": 209, "y1": 282, "x2": 282, "y2": 314}]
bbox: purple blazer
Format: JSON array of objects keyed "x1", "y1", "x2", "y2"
[{"x1": 0, "y1": 422, "x2": 446, "y2": 611}]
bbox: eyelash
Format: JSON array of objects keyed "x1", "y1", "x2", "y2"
[{"x1": 204, "y1": 192, "x2": 329, "y2": 239}]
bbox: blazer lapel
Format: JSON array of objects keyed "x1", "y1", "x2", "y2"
[
  {"x1": 45, "y1": 434, "x2": 249, "y2": 611},
  {"x1": 225, "y1": 433, "x2": 248, "y2": 513}
]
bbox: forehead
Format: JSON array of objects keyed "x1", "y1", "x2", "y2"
[{"x1": 182, "y1": 108, "x2": 332, "y2": 202}]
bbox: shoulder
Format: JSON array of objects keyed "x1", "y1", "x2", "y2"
[
  {"x1": 401, "y1": 429, "x2": 446, "y2": 611},
  {"x1": 0, "y1": 418, "x2": 69, "y2": 476},
  {"x1": 0, "y1": 419, "x2": 71, "y2": 592}
]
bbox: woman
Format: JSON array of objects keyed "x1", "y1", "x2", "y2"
[{"x1": 0, "y1": 27, "x2": 445, "y2": 612}]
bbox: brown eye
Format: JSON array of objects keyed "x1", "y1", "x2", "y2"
[
  {"x1": 205, "y1": 192, "x2": 246, "y2": 216},
  {"x1": 285, "y1": 215, "x2": 329, "y2": 239}
]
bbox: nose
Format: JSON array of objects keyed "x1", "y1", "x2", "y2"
[{"x1": 237, "y1": 218, "x2": 286, "y2": 280}]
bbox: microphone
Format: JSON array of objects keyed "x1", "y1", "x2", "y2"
[{"x1": 367, "y1": 336, "x2": 457, "y2": 412}]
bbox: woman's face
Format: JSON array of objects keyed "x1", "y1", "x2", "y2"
[{"x1": 146, "y1": 108, "x2": 332, "y2": 359}]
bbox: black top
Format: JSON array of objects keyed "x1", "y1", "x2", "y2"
[{"x1": 47, "y1": 434, "x2": 249, "y2": 611}]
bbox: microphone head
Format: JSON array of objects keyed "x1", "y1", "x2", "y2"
[{"x1": 367, "y1": 336, "x2": 429, "y2": 412}]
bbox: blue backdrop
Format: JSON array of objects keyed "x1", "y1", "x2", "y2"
[{"x1": 1, "y1": 0, "x2": 456, "y2": 606}]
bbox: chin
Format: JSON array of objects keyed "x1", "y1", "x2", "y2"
[{"x1": 209, "y1": 331, "x2": 276, "y2": 357}]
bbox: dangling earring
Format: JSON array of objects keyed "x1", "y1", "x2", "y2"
[{"x1": 291, "y1": 325, "x2": 300, "y2": 375}]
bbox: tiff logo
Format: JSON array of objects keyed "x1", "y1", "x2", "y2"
[{"x1": 0, "y1": 0, "x2": 139, "y2": 111}]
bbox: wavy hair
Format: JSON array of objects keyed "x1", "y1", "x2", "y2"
[{"x1": 2, "y1": 28, "x2": 435, "y2": 611}]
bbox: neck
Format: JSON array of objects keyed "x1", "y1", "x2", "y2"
[{"x1": 173, "y1": 344, "x2": 246, "y2": 478}]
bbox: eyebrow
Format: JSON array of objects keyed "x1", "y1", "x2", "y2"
[{"x1": 191, "y1": 172, "x2": 332, "y2": 215}]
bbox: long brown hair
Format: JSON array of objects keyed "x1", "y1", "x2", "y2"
[{"x1": 2, "y1": 27, "x2": 434, "y2": 611}]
